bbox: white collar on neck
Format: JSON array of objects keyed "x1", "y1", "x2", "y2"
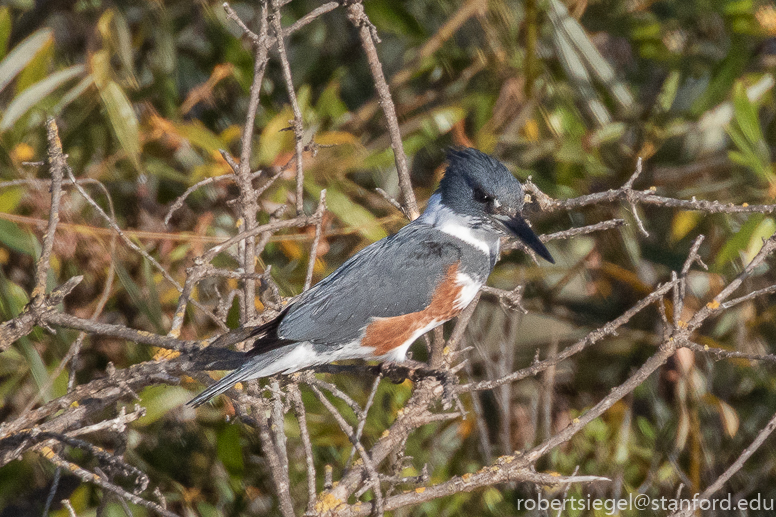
[{"x1": 417, "y1": 193, "x2": 495, "y2": 256}]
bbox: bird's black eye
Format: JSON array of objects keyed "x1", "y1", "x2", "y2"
[{"x1": 473, "y1": 187, "x2": 492, "y2": 204}]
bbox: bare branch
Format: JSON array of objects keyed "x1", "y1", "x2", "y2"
[
  {"x1": 288, "y1": 383, "x2": 318, "y2": 514},
  {"x1": 36, "y1": 446, "x2": 176, "y2": 517},
  {"x1": 242, "y1": 396, "x2": 297, "y2": 517},
  {"x1": 0, "y1": 276, "x2": 82, "y2": 351},
  {"x1": 271, "y1": 0, "x2": 307, "y2": 214},
  {"x1": 43, "y1": 312, "x2": 196, "y2": 351},
  {"x1": 524, "y1": 177, "x2": 776, "y2": 215},
  {"x1": 460, "y1": 279, "x2": 678, "y2": 392},
  {"x1": 304, "y1": 190, "x2": 327, "y2": 291},
  {"x1": 682, "y1": 341, "x2": 776, "y2": 364},
  {"x1": 346, "y1": 1, "x2": 419, "y2": 220},
  {"x1": 669, "y1": 410, "x2": 776, "y2": 517},
  {"x1": 32, "y1": 119, "x2": 67, "y2": 302}
]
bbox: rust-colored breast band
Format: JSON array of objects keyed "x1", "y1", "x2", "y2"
[{"x1": 361, "y1": 263, "x2": 464, "y2": 355}]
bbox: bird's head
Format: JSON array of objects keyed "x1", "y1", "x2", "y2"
[{"x1": 436, "y1": 148, "x2": 554, "y2": 263}]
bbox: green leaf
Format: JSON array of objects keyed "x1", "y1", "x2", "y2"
[
  {"x1": 636, "y1": 416, "x2": 656, "y2": 441},
  {"x1": 174, "y1": 120, "x2": 225, "y2": 154},
  {"x1": 0, "y1": 64, "x2": 84, "y2": 131},
  {"x1": 0, "y1": 187, "x2": 24, "y2": 213},
  {"x1": 305, "y1": 182, "x2": 388, "y2": 242},
  {"x1": 727, "y1": 126, "x2": 764, "y2": 175},
  {"x1": 656, "y1": 70, "x2": 681, "y2": 113},
  {"x1": 18, "y1": 337, "x2": 51, "y2": 402},
  {"x1": 315, "y1": 78, "x2": 349, "y2": 125},
  {"x1": 217, "y1": 423, "x2": 244, "y2": 475},
  {"x1": 727, "y1": 118, "x2": 770, "y2": 179},
  {"x1": 724, "y1": 0, "x2": 754, "y2": 17},
  {"x1": 96, "y1": 9, "x2": 137, "y2": 88},
  {"x1": 691, "y1": 39, "x2": 751, "y2": 116},
  {"x1": 744, "y1": 217, "x2": 776, "y2": 263},
  {"x1": 134, "y1": 385, "x2": 192, "y2": 426},
  {"x1": 0, "y1": 28, "x2": 53, "y2": 94},
  {"x1": 715, "y1": 214, "x2": 763, "y2": 268},
  {"x1": 732, "y1": 81, "x2": 764, "y2": 147},
  {"x1": 0, "y1": 7, "x2": 11, "y2": 59},
  {"x1": 53, "y1": 75, "x2": 95, "y2": 113},
  {"x1": 0, "y1": 269, "x2": 29, "y2": 319},
  {"x1": 482, "y1": 487, "x2": 504, "y2": 512},
  {"x1": 0, "y1": 218, "x2": 35, "y2": 255},
  {"x1": 363, "y1": 0, "x2": 426, "y2": 38},
  {"x1": 98, "y1": 79, "x2": 142, "y2": 171},
  {"x1": 15, "y1": 35, "x2": 53, "y2": 96}
]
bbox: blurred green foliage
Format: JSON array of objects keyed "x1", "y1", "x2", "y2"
[{"x1": 3, "y1": 0, "x2": 776, "y2": 515}]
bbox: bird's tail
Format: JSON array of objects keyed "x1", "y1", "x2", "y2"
[{"x1": 186, "y1": 346, "x2": 302, "y2": 407}]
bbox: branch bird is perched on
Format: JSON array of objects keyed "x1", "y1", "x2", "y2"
[{"x1": 188, "y1": 148, "x2": 553, "y2": 407}]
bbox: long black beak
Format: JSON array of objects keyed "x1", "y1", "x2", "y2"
[{"x1": 499, "y1": 215, "x2": 554, "y2": 264}]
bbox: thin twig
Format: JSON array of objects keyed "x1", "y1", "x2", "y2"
[
  {"x1": 288, "y1": 383, "x2": 318, "y2": 514},
  {"x1": 271, "y1": 0, "x2": 306, "y2": 214},
  {"x1": 304, "y1": 190, "x2": 327, "y2": 291},
  {"x1": 33, "y1": 119, "x2": 67, "y2": 303},
  {"x1": 282, "y1": 2, "x2": 340, "y2": 37},
  {"x1": 0, "y1": 276, "x2": 83, "y2": 351},
  {"x1": 63, "y1": 163, "x2": 226, "y2": 330},
  {"x1": 36, "y1": 446, "x2": 176, "y2": 517},
  {"x1": 682, "y1": 341, "x2": 776, "y2": 364},
  {"x1": 347, "y1": 374, "x2": 382, "y2": 466},
  {"x1": 61, "y1": 499, "x2": 77, "y2": 517},
  {"x1": 669, "y1": 410, "x2": 776, "y2": 517},
  {"x1": 164, "y1": 170, "x2": 244, "y2": 225},
  {"x1": 245, "y1": 396, "x2": 297, "y2": 517},
  {"x1": 227, "y1": 0, "x2": 270, "y2": 323},
  {"x1": 223, "y1": 2, "x2": 261, "y2": 45},
  {"x1": 310, "y1": 384, "x2": 385, "y2": 516},
  {"x1": 460, "y1": 279, "x2": 678, "y2": 392},
  {"x1": 346, "y1": 1, "x2": 418, "y2": 220}
]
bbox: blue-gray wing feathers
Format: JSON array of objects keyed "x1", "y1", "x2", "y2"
[{"x1": 277, "y1": 224, "x2": 464, "y2": 345}]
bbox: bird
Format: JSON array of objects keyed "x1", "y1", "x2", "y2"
[{"x1": 188, "y1": 147, "x2": 554, "y2": 407}]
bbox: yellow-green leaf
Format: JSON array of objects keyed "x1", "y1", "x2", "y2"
[
  {"x1": 0, "y1": 64, "x2": 84, "y2": 131},
  {"x1": 715, "y1": 214, "x2": 763, "y2": 268},
  {"x1": 97, "y1": 9, "x2": 136, "y2": 87},
  {"x1": 306, "y1": 182, "x2": 388, "y2": 242},
  {"x1": 0, "y1": 28, "x2": 53, "y2": 94},
  {"x1": 0, "y1": 186, "x2": 24, "y2": 212},
  {"x1": 15, "y1": 35, "x2": 53, "y2": 96},
  {"x1": 744, "y1": 217, "x2": 776, "y2": 263},
  {"x1": 174, "y1": 120, "x2": 225, "y2": 154},
  {"x1": 671, "y1": 211, "x2": 702, "y2": 243},
  {"x1": 134, "y1": 385, "x2": 192, "y2": 426},
  {"x1": 258, "y1": 107, "x2": 295, "y2": 165},
  {"x1": 98, "y1": 79, "x2": 141, "y2": 170},
  {"x1": 0, "y1": 7, "x2": 11, "y2": 59}
]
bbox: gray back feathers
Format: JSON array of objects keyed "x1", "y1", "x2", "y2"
[{"x1": 278, "y1": 223, "x2": 491, "y2": 345}]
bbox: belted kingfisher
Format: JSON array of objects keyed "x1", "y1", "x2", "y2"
[{"x1": 188, "y1": 148, "x2": 553, "y2": 407}]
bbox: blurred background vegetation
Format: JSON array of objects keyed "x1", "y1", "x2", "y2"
[{"x1": 2, "y1": 0, "x2": 776, "y2": 515}]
